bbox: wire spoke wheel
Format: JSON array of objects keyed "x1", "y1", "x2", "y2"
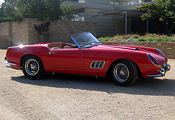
[
  {"x1": 111, "y1": 60, "x2": 137, "y2": 86},
  {"x1": 22, "y1": 56, "x2": 45, "y2": 79},
  {"x1": 113, "y1": 63, "x2": 129, "y2": 83},
  {"x1": 25, "y1": 59, "x2": 40, "y2": 76}
]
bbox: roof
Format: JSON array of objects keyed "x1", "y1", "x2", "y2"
[
  {"x1": 64, "y1": 1, "x2": 153, "y2": 15},
  {"x1": 64, "y1": 1, "x2": 116, "y2": 10}
]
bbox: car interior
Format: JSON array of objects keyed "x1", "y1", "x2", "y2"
[{"x1": 47, "y1": 42, "x2": 77, "y2": 49}]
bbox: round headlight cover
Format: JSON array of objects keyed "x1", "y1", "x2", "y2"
[
  {"x1": 157, "y1": 49, "x2": 166, "y2": 57},
  {"x1": 147, "y1": 53, "x2": 160, "y2": 66}
]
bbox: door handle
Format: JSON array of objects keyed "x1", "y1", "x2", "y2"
[{"x1": 49, "y1": 52, "x2": 55, "y2": 55}]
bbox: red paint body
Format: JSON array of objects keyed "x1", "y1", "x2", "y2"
[{"x1": 6, "y1": 43, "x2": 167, "y2": 78}]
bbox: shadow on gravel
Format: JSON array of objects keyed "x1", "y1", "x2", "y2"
[{"x1": 11, "y1": 74, "x2": 175, "y2": 96}]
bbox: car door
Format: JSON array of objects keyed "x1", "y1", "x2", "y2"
[{"x1": 48, "y1": 48, "x2": 84, "y2": 70}]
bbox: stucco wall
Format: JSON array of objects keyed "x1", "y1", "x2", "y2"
[{"x1": 104, "y1": 42, "x2": 175, "y2": 59}]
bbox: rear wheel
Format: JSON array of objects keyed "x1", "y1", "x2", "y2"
[
  {"x1": 22, "y1": 56, "x2": 45, "y2": 79},
  {"x1": 111, "y1": 60, "x2": 137, "y2": 86}
]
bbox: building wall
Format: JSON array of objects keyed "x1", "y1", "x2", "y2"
[
  {"x1": 27, "y1": 18, "x2": 96, "y2": 44},
  {"x1": 0, "y1": 18, "x2": 96, "y2": 47},
  {"x1": 12, "y1": 20, "x2": 29, "y2": 45},
  {"x1": 83, "y1": 0, "x2": 108, "y2": 4},
  {"x1": 85, "y1": 8, "x2": 117, "y2": 37},
  {"x1": 82, "y1": 0, "x2": 141, "y2": 6},
  {"x1": 0, "y1": 22, "x2": 13, "y2": 48}
]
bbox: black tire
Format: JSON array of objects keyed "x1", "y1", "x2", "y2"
[
  {"x1": 22, "y1": 56, "x2": 45, "y2": 79},
  {"x1": 110, "y1": 60, "x2": 137, "y2": 86}
]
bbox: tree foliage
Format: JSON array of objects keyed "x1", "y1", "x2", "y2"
[
  {"x1": 137, "y1": 0, "x2": 175, "y2": 33},
  {"x1": 0, "y1": 0, "x2": 74, "y2": 21},
  {"x1": 61, "y1": 4, "x2": 74, "y2": 20}
]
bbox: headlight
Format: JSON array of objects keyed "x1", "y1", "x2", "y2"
[
  {"x1": 147, "y1": 53, "x2": 160, "y2": 66},
  {"x1": 157, "y1": 49, "x2": 166, "y2": 57}
]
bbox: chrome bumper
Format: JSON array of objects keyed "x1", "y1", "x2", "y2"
[
  {"x1": 147, "y1": 63, "x2": 170, "y2": 77},
  {"x1": 4, "y1": 57, "x2": 18, "y2": 68}
]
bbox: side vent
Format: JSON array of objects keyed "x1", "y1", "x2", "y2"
[{"x1": 91, "y1": 61, "x2": 105, "y2": 69}]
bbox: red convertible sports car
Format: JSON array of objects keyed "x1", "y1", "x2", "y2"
[{"x1": 5, "y1": 32, "x2": 170, "y2": 86}]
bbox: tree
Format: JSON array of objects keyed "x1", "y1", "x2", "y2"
[
  {"x1": 0, "y1": 5, "x2": 5, "y2": 17},
  {"x1": 0, "y1": 1, "x2": 13, "y2": 22},
  {"x1": 1, "y1": 0, "x2": 74, "y2": 21},
  {"x1": 61, "y1": 4, "x2": 74, "y2": 20},
  {"x1": 137, "y1": 0, "x2": 175, "y2": 33}
]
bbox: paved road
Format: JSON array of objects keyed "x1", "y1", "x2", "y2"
[{"x1": 0, "y1": 49, "x2": 175, "y2": 120}]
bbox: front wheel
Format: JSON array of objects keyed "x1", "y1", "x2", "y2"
[
  {"x1": 111, "y1": 60, "x2": 137, "y2": 86},
  {"x1": 22, "y1": 56, "x2": 45, "y2": 79}
]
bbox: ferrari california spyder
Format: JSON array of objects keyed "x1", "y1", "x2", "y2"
[{"x1": 5, "y1": 32, "x2": 170, "y2": 86}]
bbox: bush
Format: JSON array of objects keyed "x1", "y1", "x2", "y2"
[
  {"x1": 146, "y1": 37, "x2": 154, "y2": 42},
  {"x1": 98, "y1": 37, "x2": 112, "y2": 42},
  {"x1": 137, "y1": 38, "x2": 146, "y2": 42},
  {"x1": 133, "y1": 34, "x2": 139, "y2": 39},
  {"x1": 98, "y1": 34, "x2": 175, "y2": 42},
  {"x1": 170, "y1": 37, "x2": 175, "y2": 42}
]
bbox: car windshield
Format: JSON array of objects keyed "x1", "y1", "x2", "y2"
[{"x1": 71, "y1": 32, "x2": 102, "y2": 48}]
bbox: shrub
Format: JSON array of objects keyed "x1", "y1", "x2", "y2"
[
  {"x1": 137, "y1": 38, "x2": 146, "y2": 42},
  {"x1": 170, "y1": 37, "x2": 175, "y2": 42},
  {"x1": 132, "y1": 34, "x2": 139, "y2": 39},
  {"x1": 155, "y1": 37, "x2": 170, "y2": 42},
  {"x1": 98, "y1": 34, "x2": 174, "y2": 42},
  {"x1": 98, "y1": 37, "x2": 112, "y2": 42},
  {"x1": 147, "y1": 37, "x2": 155, "y2": 42}
]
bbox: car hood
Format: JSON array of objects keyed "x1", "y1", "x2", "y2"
[
  {"x1": 95, "y1": 44, "x2": 158, "y2": 54},
  {"x1": 92, "y1": 44, "x2": 166, "y2": 65}
]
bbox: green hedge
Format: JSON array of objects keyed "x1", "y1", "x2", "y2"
[{"x1": 0, "y1": 17, "x2": 13, "y2": 23}]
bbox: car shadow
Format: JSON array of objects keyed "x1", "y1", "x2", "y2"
[{"x1": 11, "y1": 74, "x2": 175, "y2": 96}]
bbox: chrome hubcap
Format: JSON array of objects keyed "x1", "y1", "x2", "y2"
[
  {"x1": 25, "y1": 59, "x2": 39, "y2": 76},
  {"x1": 113, "y1": 63, "x2": 129, "y2": 82}
]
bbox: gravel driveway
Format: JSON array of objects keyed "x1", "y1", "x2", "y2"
[{"x1": 0, "y1": 49, "x2": 175, "y2": 120}]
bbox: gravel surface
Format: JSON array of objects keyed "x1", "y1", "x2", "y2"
[{"x1": 0, "y1": 49, "x2": 175, "y2": 120}]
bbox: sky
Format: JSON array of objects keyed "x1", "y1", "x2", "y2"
[{"x1": 0, "y1": 0, "x2": 4, "y2": 4}]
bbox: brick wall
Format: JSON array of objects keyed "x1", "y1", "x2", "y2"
[
  {"x1": 27, "y1": 18, "x2": 96, "y2": 44},
  {"x1": 104, "y1": 42, "x2": 175, "y2": 59},
  {"x1": 0, "y1": 22, "x2": 13, "y2": 48},
  {"x1": 0, "y1": 18, "x2": 96, "y2": 46},
  {"x1": 12, "y1": 20, "x2": 29, "y2": 45}
]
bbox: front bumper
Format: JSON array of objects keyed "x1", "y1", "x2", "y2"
[{"x1": 147, "y1": 63, "x2": 171, "y2": 77}]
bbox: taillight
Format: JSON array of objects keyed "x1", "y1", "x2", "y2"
[{"x1": 147, "y1": 53, "x2": 160, "y2": 66}]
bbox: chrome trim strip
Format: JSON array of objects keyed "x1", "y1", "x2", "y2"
[
  {"x1": 4, "y1": 60, "x2": 18, "y2": 66},
  {"x1": 147, "y1": 74, "x2": 163, "y2": 77}
]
